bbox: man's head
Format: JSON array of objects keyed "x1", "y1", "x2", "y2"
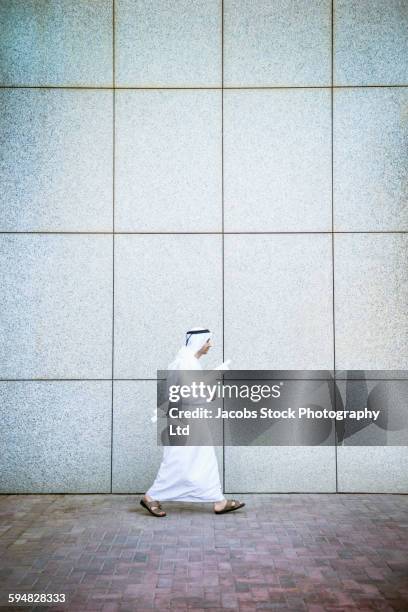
[{"x1": 185, "y1": 327, "x2": 213, "y2": 359}]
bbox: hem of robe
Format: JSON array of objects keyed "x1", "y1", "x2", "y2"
[
  {"x1": 145, "y1": 491, "x2": 225, "y2": 503},
  {"x1": 146, "y1": 445, "x2": 224, "y2": 503}
]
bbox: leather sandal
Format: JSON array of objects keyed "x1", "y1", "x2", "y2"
[
  {"x1": 214, "y1": 499, "x2": 245, "y2": 514},
  {"x1": 140, "y1": 498, "x2": 166, "y2": 517}
]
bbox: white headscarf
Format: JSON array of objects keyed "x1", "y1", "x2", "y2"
[{"x1": 168, "y1": 327, "x2": 212, "y2": 370}]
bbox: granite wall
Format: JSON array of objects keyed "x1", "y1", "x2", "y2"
[{"x1": 1, "y1": 0, "x2": 407, "y2": 493}]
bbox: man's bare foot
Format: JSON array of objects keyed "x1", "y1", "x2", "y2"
[
  {"x1": 140, "y1": 494, "x2": 166, "y2": 517},
  {"x1": 214, "y1": 499, "x2": 245, "y2": 514},
  {"x1": 214, "y1": 499, "x2": 227, "y2": 512}
]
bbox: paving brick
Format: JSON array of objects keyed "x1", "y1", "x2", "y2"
[{"x1": 0, "y1": 494, "x2": 407, "y2": 610}]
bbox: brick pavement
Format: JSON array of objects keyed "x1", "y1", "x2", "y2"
[{"x1": 0, "y1": 494, "x2": 407, "y2": 611}]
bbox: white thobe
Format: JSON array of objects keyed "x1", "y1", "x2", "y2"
[{"x1": 146, "y1": 352, "x2": 224, "y2": 503}]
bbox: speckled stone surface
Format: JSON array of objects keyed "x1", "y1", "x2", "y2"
[
  {"x1": 338, "y1": 447, "x2": 408, "y2": 493},
  {"x1": 334, "y1": 88, "x2": 408, "y2": 231},
  {"x1": 0, "y1": 234, "x2": 113, "y2": 379},
  {"x1": 224, "y1": 89, "x2": 332, "y2": 232},
  {"x1": 334, "y1": 234, "x2": 408, "y2": 370},
  {"x1": 1, "y1": 493, "x2": 407, "y2": 610},
  {"x1": 112, "y1": 381, "x2": 164, "y2": 493},
  {"x1": 115, "y1": 0, "x2": 221, "y2": 86},
  {"x1": 115, "y1": 90, "x2": 221, "y2": 232},
  {"x1": 224, "y1": 0, "x2": 331, "y2": 86},
  {"x1": 0, "y1": 89, "x2": 113, "y2": 232},
  {"x1": 0, "y1": 381, "x2": 111, "y2": 493},
  {"x1": 112, "y1": 381, "x2": 224, "y2": 494},
  {"x1": 225, "y1": 447, "x2": 336, "y2": 493},
  {"x1": 224, "y1": 234, "x2": 334, "y2": 370},
  {"x1": 1, "y1": 0, "x2": 408, "y2": 499},
  {"x1": 334, "y1": 0, "x2": 408, "y2": 85},
  {"x1": 0, "y1": 0, "x2": 113, "y2": 86},
  {"x1": 114, "y1": 234, "x2": 223, "y2": 379}
]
